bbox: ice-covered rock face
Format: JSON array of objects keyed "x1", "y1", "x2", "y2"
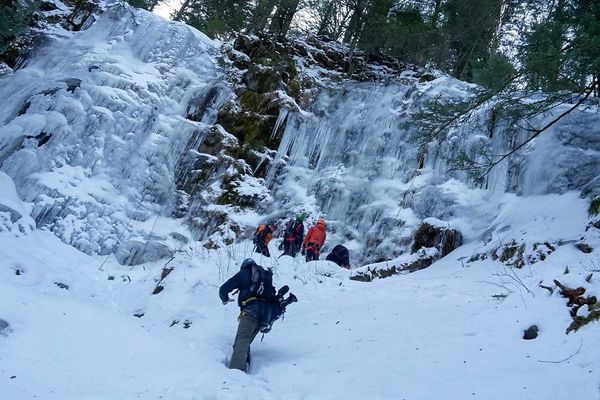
[
  {"x1": 267, "y1": 78, "x2": 600, "y2": 263},
  {"x1": 0, "y1": 4, "x2": 230, "y2": 255},
  {"x1": 1, "y1": 2, "x2": 598, "y2": 264}
]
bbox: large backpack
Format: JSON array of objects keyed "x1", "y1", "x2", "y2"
[{"x1": 249, "y1": 263, "x2": 275, "y2": 300}]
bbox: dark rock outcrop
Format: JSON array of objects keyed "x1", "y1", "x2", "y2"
[
  {"x1": 523, "y1": 325, "x2": 538, "y2": 340},
  {"x1": 411, "y1": 221, "x2": 463, "y2": 258}
]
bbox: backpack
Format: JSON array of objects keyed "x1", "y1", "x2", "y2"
[
  {"x1": 284, "y1": 220, "x2": 302, "y2": 240},
  {"x1": 253, "y1": 224, "x2": 267, "y2": 245},
  {"x1": 249, "y1": 263, "x2": 275, "y2": 300}
]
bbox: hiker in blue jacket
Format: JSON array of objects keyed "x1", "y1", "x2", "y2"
[{"x1": 220, "y1": 258, "x2": 297, "y2": 371}]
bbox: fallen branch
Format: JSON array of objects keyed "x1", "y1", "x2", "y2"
[
  {"x1": 537, "y1": 340, "x2": 583, "y2": 363},
  {"x1": 539, "y1": 283, "x2": 554, "y2": 295}
]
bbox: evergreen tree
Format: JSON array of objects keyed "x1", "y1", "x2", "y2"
[
  {"x1": 269, "y1": 0, "x2": 301, "y2": 37},
  {"x1": 413, "y1": 0, "x2": 599, "y2": 179},
  {"x1": 523, "y1": 0, "x2": 600, "y2": 94},
  {"x1": 126, "y1": 0, "x2": 164, "y2": 11},
  {"x1": 250, "y1": 0, "x2": 278, "y2": 33},
  {"x1": 173, "y1": 0, "x2": 252, "y2": 39},
  {"x1": 0, "y1": 0, "x2": 37, "y2": 55},
  {"x1": 307, "y1": 0, "x2": 353, "y2": 40},
  {"x1": 439, "y1": 0, "x2": 507, "y2": 80}
]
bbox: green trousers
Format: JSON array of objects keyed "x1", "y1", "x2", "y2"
[{"x1": 229, "y1": 313, "x2": 261, "y2": 371}]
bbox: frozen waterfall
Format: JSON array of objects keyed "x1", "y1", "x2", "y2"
[
  {"x1": 267, "y1": 78, "x2": 600, "y2": 263},
  {"x1": 0, "y1": 3, "x2": 231, "y2": 255}
]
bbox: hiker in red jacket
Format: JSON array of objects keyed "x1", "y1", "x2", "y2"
[{"x1": 302, "y1": 218, "x2": 326, "y2": 262}]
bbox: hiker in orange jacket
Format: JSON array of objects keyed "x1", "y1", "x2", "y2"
[
  {"x1": 253, "y1": 223, "x2": 276, "y2": 257},
  {"x1": 302, "y1": 218, "x2": 326, "y2": 262}
]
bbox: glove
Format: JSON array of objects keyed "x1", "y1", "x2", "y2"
[{"x1": 222, "y1": 298, "x2": 233, "y2": 305}]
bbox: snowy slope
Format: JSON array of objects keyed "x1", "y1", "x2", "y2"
[{"x1": 2, "y1": 177, "x2": 599, "y2": 399}]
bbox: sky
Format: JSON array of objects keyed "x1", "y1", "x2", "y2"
[{"x1": 153, "y1": 0, "x2": 179, "y2": 19}]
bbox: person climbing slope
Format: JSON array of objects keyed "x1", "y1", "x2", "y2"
[
  {"x1": 280, "y1": 213, "x2": 305, "y2": 257},
  {"x1": 302, "y1": 218, "x2": 326, "y2": 262},
  {"x1": 253, "y1": 223, "x2": 276, "y2": 257},
  {"x1": 219, "y1": 258, "x2": 297, "y2": 372}
]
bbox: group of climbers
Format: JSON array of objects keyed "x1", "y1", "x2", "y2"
[{"x1": 252, "y1": 213, "x2": 349, "y2": 268}]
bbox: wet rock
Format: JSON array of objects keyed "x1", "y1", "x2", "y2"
[
  {"x1": 115, "y1": 240, "x2": 174, "y2": 266},
  {"x1": 0, "y1": 319, "x2": 10, "y2": 336},
  {"x1": 523, "y1": 325, "x2": 539, "y2": 340},
  {"x1": 39, "y1": 1, "x2": 58, "y2": 11},
  {"x1": 186, "y1": 85, "x2": 221, "y2": 122},
  {"x1": 243, "y1": 65, "x2": 284, "y2": 93},
  {"x1": 198, "y1": 125, "x2": 239, "y2": 155},
  {"x1": 233, "y1": 35, "x2": 261, "y2": 56},
  {"x1": 54, "y1": 282, "x2": 69, "y2": 290},
  {"x1": 62, "y1": 78, "x2": 81, "y2": 93},
  {"x1": 411, "y1": 220, "x2": 463, "y2": 258},
  {"x1": 64, "y1": 0, "x2": 97, "y2": 31},
  {"x1": 32, "y1": 131, "x2": 52, "y2": 147},
  {"x1": 227, "y1": 49, "x2": 251, "y2": 69},
  {"x1": 575, "y1": 243, "x2": 593, "y2": 253}
]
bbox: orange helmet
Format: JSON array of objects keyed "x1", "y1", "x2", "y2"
[{"x1": 316, "y1": 218, "x2": 325, "y2": 227}]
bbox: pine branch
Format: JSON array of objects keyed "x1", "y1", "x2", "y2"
[{"x1": 476, "y1": 80, "x2": 596, "y2": 178}]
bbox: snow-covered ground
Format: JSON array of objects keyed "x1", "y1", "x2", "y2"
[
  {"x1": 2, "y1": 170, "x2": 599, "y2": 399},
  {"x1": 1, "y1": 2, "x2": 599, "y2": 399}
]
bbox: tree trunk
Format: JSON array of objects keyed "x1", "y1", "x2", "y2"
[
  {"x1": 251, "y1": 0, "x2": 277, "y2": 33},
  {"x1": 269, "y1": 0, "x2": 300, "y2": 38},
  {"x1": 172, "y1": 0, "x2": 193, "y2": 21},
  {"x1": 430, "y1": 0, "x2": 442, "y2": 27},
  {"x1": 316, "y1": 1, "x2": 335, "y2": 36}
]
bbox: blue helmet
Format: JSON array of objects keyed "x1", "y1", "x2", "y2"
[{"x1": 241, "y1": 258, "x2": 255, "y2": 269}]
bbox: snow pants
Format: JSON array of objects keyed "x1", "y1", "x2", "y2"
[
  {"x1": 305, "y1": 247, "x2": 320, "y2": 262},
  {"x1": 255, "y1": 241, "x2": 270, "y2": 257},
  {"x1": 282, "y1": 239, "x2": 301, "y2": 257},
  {"x1": 229, "y1": 312, "x2": 261, "y2": 371}
]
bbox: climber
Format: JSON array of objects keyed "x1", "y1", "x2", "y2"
[
  {"x1": 220, "y1": 258, "x2": 297, "y2": 372},
  {"x1": 253, "y1": 223, "x2": 276, "y2": 257},
  {"x1": 280, "y1": 213, "x2": 305, "y2": 257},
  {"x1": 302, "y1": 218, "x2": 326, "y2": 262},
  {"x1": 325, "y1": 244, "x2": 351, "y2": 269}
]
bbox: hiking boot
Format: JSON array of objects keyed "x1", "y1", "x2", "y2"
[
  {"x1": 280, "y1": 293, "x2": 298, "y2": 308},
  {"x1": 277, "y1": 285, "x2": 289, "y2": 297}
]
